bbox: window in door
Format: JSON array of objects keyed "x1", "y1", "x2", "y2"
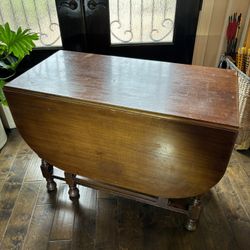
[
  {"x1": 0, "y1": 0, "x2": 62, "y2": 47},
  {"x1": 56, "y1": 0, "x2": 202, "y2": 64},
  {"x1": 109, "y1": 0, "x2": 177, "y2": 45}
]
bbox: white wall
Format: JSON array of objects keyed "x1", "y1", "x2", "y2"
[{"x1": 192, "y1": 0, "x2": 250, "y2": 67}]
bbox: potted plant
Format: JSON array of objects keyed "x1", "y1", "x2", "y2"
[{"x1": 0, "y1": 23, "x2": 38, "y2": 148}]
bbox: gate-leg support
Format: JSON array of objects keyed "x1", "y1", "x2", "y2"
[
  {"x1": 185, "y1": 196, "x2": 202, "y2": 231},
  {"x1": 40, "y1": 159, "x2": 57, "y2": 192},
  {"x1": 64, "y1": 172, "x2": 80, "y2": 199}
]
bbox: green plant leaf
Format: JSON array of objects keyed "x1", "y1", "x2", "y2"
[
  {"x1": 0, "y1": 42, "x2": 7, "y2": 56},
  {"x1": 0, "y1": 79, "x2": 5, "y2": 88},
  {"x1": 0, "y1": 23, "x2": 39, "y2": 62}
]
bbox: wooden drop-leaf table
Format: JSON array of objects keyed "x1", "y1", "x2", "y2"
[{"x1": 4, "y1": 51, "x2": 238, "y2": 231}]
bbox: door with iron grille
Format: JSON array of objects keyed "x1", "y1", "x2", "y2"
[{"x1": 56, "y1": 0, "x2": 202, "y2": 63}]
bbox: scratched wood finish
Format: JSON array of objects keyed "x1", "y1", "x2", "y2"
[
  {"x1": 5, "y1": 50, "x2": 238, "y2": 128},
  {"x1": 4, "y1": 91, "x2": 236, "y2": 198},
  {"x1": 4, "y1": 51, "x2": 238, "y2": 199},
  {"x1": 0, "y1": 131, "x2": 250, "y2": 250}
]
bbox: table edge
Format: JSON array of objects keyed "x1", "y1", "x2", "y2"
[{"x1": 4, "y1": 86, "x2": 239, "y2": 132}]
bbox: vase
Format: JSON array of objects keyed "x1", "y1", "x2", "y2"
[
  {"x1": 0, "y1": 118, "x2": 7, "y2": 149},
  {"x1": 0, "y1": 104, "x2": 16, "y2": 129}
]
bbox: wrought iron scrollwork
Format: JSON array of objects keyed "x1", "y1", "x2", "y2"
[
  {"x1": 150, "y1": 0, "x2": 174, "y2": 41},
  {"x1": 38, "y1": 23, "x2": 61, "y2": 46},
  {"x1": 0, "y1": 0, "x2": 63, "y2": 47},
  {"x1": 109, "y1": 0, "x2": 176, "y2": 44},
  {"x1": 110, "y1": 0, "x2": 133, "y2": 43}
]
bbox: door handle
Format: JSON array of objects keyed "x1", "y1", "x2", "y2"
[
  {"x1": 87, "y1": 0, "x2": 106, "y2": 10},
  {"x1": 59, "y1": 0, "x2": 78, "y2": 10}
]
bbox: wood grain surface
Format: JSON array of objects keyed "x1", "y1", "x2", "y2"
[
  {"x1": 5, "y1": 50, "x2": 238, "y2": 129},
  {"x1": 5, "y1": 91, "x2": 237, "y2": 198}
]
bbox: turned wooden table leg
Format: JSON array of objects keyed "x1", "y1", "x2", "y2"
[
  {"x1": 64, "y1": 172, "x2": 80, "y2": 200},
  {"x1": 40, "y1": 159, "x2": 57, "y2": 192},
  {"x1": 185, "y1": 196, "x2": 202, "y2": 231}
]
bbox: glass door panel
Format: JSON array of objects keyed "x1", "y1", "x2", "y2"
[
  {"x1": 0, "y1": 0, "x2": 62, "y2": 47},
  {"x1": 109, "y1": 0, "x2": 177, "y2": 45}
]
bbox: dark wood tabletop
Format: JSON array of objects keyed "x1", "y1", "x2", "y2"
[{"x1": 5, "y1": 50, "x2": 238, "y2": 130}]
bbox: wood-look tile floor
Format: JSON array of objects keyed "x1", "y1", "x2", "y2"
[{"x1": 0, "y1": 130, "x2": 249, "y2": 250}]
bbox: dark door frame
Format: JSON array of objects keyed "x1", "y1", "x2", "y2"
[{"x1": 56, "y1": 0, "x2": 203, "y2": 64}]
